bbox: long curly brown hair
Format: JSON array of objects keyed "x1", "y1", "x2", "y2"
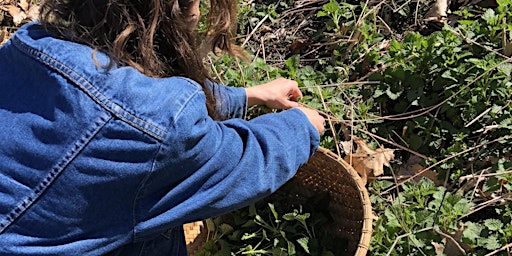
[{"x1": 39, "y1": 0, "x2": 245, "y2": 118}]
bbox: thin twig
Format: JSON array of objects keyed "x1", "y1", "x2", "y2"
[
  {"x1": 300, "y1": 81, "x2": 380, "y2": 88},
  {"x1": 434, "y1": 227, "x2": 467, "y2": 255},
  {"x1": 458, "y1": 193, "x2": 512, "y2": 221},
  {"x1": 242, "y1": 15, "x2": 269, "y2": 47},
  {"x1": 302, "y1": 104, "x2": 430, "y2": 160},
  {"x1": 386, "y1": 227, "x2": 434, "y2": 256},
  {"x1": 315, "y1": 85, "x2": 341, "y2": 156},
  {"x1": 381, "y1": 135, "x2": 512, "y2": 195},
  {"x1": 469, "y1": 168, "x2": 488, "y2": 203},
  {"x1": 485, "y1": 242, "x2": 512, "y2": 256},
  {"x1": 465, "y1": 107, "x2": 492, "y2": 127},
  {"x1": 460, "y1": 170, "x2": 512, "y2": 181},
  {"x1": 207, "y1": 56, "x2": 225, "y2": 85}
]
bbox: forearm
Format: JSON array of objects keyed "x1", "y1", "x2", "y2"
[{"x1": 245, "y1": 86, "x2": 266, "y2": 107}]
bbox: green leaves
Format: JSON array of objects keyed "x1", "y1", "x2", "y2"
[
  {"x1": 199, "y1": 197, "x2": 344, "y2": 255},
  {"x1": 217, "y1": 0, "x2": 512, "y2": 255}
]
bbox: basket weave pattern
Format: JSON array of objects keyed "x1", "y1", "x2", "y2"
[{"x1": 184, "y1": 147, "x2": 373, "y2": 256}]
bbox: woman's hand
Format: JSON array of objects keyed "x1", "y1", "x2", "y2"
[
  {"x1": 245, "y1": 78, "x2": 325, "y2": 134},
  {"x1": 296, "y1": 107, "x2": 325, "y2": 135},
  {"x1": 245, "y1": 78, "x2": 303, "y2": 109}
]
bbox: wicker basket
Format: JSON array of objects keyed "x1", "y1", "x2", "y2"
[{"x1": 184, "y1": 147, "x2": 373, "y2": 256}]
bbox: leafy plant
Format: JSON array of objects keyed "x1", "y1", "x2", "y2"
[{"x1": 197, "y1": 185, "x2": 348, "y2": 256}]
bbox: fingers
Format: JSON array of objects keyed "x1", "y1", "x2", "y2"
[
  {"x1": 296, "y1": 107, "x2": 325, "y2": 135},
  {"x1": 287, "y1": 84, "x2": 303, "y2": 101},
  {"x1": 249, "y1": 78, "x2": 304, "y2": 109},
  {"x1": 282, "y1": 99, "x2": 301, "y2": 109},
  {"x1": 269, "y1": 78, "x2": 303, "y2": 109}
]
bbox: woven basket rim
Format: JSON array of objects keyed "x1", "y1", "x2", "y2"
[
  {"x1": 315, "y1": 146, "x2": 373, "y2": 256},
  {"x1": 185, "y1": 147, "x2": 373, "y2": 256}
]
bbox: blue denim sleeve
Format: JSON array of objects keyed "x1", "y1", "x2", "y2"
[
  {"x1": 207, "y1": 80, "x2": 247, "y2": 120},
  {"x1": 133, "y1": 84, "x2": 319, "y2": 241}
]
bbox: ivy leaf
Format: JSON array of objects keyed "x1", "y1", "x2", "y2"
[
  {"x1": 285, "y1": 55, "x2": 300, "y2": 78},
  {"x1": 482, "y1": 9, "x2": 499, "y2": 25},
  {"x1": 287, "y1": 240, "x2": 296, "y2": 255},
  {"x1": 453, "y1": 198, "x2": 472, "y2": 215},
  {"x1": 483, "y1": 235, "x2": 501, "y2": 250},
  {"x1": 297, "y1": 237, "x2": 310, "y2": 253},
  {"x1": 463, "y1": 222, "x2": 483, "y2": 242},
  {"x1": 484, "y1": 219, "x2": 503, "y2": 231},
  {"x1": 322, "y1": 0, "x2": 340, "y2": 13},
  {"x1": 384, "y1": 207, "x2": 401, "y2": 228}
]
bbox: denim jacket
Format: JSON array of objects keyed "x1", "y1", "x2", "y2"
[{"x1": 0, "y1": 22, "x2": 319, "y2": 255}]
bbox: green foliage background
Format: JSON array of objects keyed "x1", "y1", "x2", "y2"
[
  {"x1": 2, "y1": 0, "x2": 512, "y2": 255},
  {"x1": 208, "y1": 0, "x2": 512, "y2": 255}
]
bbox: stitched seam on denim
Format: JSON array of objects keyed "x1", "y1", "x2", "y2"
[
  {"x1": 11, "y1": 35, "x2": 167, "y2": 141},
  {"x1": 131, "y1": 141, "x2": 163, "y2": 243},
  {"x1": 0, "y1": 113, "x2": 112, "y2": 234},
  {"x1": 171, "y1": 88, "x2": 202, "y2": 127}
]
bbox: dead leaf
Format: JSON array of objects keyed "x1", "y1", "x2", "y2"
[
  {"x1": 4, "y1": 5, "x2": 26, "y2": 26},
  {"x1": 343, "y1": 136, "x2": 395, "y2": 184},
  {"x1": 289, "y1": 39, "x2": 310, "y2": 54},
  {"x1": 339, "y1": 140, "x2": 353, "y2": 155},
  {"x1": 424, "y1": 0, "x2": 449, "y2": 23},
  {"x1": 397, "y1": 156, "x2": 443, "y2": 185},
  {"x1": 503, "y1": 18, "x2": 512, "y2": 57},
  {"x1": 18, "y1": 0, "x2": 28, "y2": 12},
  {"x1": 1, "y1": 27, "x2": 8, "y2": 45},
  {"x1": 25, "y1": 3, "x2": 39, "y2": 22},
  {"x1": 432, "y1": 240, "x2": 445, "y2": 255},
  {"x1": 439, "y1": 226, "x2": 472, "y2": 256}
]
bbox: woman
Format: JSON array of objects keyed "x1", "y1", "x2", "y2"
[{"x1": 0, "y1": 0, "x2": 325, "y2": 255}]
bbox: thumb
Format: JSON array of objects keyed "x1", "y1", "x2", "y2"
[{"x1": 285, "y1": 100, "x2": 301, "y2": 108}]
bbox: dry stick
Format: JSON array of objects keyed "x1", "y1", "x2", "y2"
[
  {"x1": 315, "y1": 85, "x2": 341, "y2": 156},
  {"x1": 434, "y1": 228, "x2": 468, "y2": 255},
  {"x1": 387, "y1": 226, "x2": 468, "y2": 255},
  {"x1": 338, "y1": 89, "x2": 357, "y2": 165},
  {"x1": 469, "y1": 168, "x2": 488, "y2": 203},
  {"x1": 386, "y1": 227, "x2": 434, "y2": 256},
  {"x1": 242, "y1": 15, "x2": 269, "y2": 48},
  {"x1": 241, "y1": 0, "x2": 286, "y2": 48},
  {"x1": 392, "y1": 0, "x2": 414, "y2": 13},
  {"x1": 414, "y1": 0, "x2": 421, "y2": 26},
  {"x1": 485, "y1": 242, "x2": 512, "y2": 256},
  {"x1": 234, "y1": 58, "x2": 246, "y2": 87},
  {"x1": 381, "y1": 135, "x2": 512, "y2": 195},
  {"x1": 278, "y1": 1, "x2": 326, "y2": 21},
  {"x1": 460, "y1": 170, "x2": 512, "y2": 181},
  {"x1": 377, "y1": 15, "x2": 394, "y2": 36},
  {"x1": 207, "y1": 56, "x2": 225, "y2": 85},
  {"x1": 458, "y1": 192, "x2": 512, "y2": 221},
  {"x1": 302, "y1": 104, "x2": 430, "y2": 160},
  {"x1": 450, "y1": 26, "x2": 512, "y2": 60},
  {"x1": 465, "y1": 107, "x2": 492, "y2": 128},
  {"x1": 300, "y1": 81, "x2": 380, "y2": 88},
  {"x1": 260, "y1": 37, "x2": 270, "y2": 81},
  {"x1": 310, "y1": 38, "x2": 356, "y2": 47}
]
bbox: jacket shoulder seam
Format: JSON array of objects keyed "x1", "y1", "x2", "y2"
[{"x1": 11, "y1": 35, "x2": 167, "y2": 141}]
